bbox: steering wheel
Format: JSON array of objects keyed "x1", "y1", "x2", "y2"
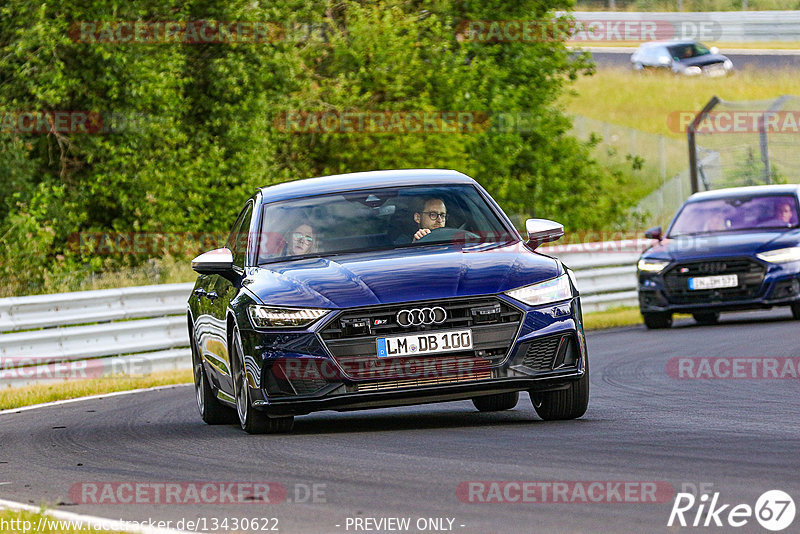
[{"x1": 415, "y1": 227, "x2": 479, "y2": 243}]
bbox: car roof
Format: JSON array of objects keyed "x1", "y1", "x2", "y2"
[
  {"x1": 687, "y1": 184, "x2": 800, "y2": 202},
  {"x1": 258, "y1": 169, "x2": 475, "y2": 203}
]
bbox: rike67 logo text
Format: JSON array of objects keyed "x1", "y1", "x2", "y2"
[{"x1": 668, "y1": 490, "x2": 795, "y2": 531}]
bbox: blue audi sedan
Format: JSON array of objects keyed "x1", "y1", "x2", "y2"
[
  {"x1": 188, "y1": 169, "x2": 588, "y2": 433},
  {"x1": 638, "y1": 184, "x2": 800, "y2": 329}
]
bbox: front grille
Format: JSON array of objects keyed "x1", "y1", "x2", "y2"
[
  {"x1": 289, "y1": 377, "x2": 328, "y2": 395},
  {"x1": 353, "y1": 369, "x2": 493, "y2": 392},
  {"x1": 521, "y1": 336, "x2": 561, "y2": 371},
  {"x1": 662, "y1": 258, "x2": 766, "y2": 304},
  {"x1": 771, "y1": 278, "x2": 800, "y2": 300},
  {"x1": 263, "y1": 359, "x2": 329, "y2": 397},
  {"x1": 320, "y1": 297, "x2": 523, "y2": 381}
]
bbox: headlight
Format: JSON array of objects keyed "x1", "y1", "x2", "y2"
[
  {"x1": 756, "y1": 247, "x2": 800, "y2": 264},
  {"x1": 723, "y1": 59, "x2": 733, "y2": 70},
  {"x1": 505, "y1": 274, "x2": 572, "y2": 307},
  {"x1": 637, "y1": 258, "x2": 670, "y2": 273},
  {"x1": 685, "y1": 66, "x2": 702, "y2": 75},
  {"x1": 248, "y1": 306, "x2": 330, "y2": 328}
]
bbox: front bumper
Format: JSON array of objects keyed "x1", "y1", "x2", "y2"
[
  {"x1": 238, "y1": 296, "x2": 587, "y2": 416},
  {"x1": 638, "y1": 258, "x2": 800, "y2": 314}
]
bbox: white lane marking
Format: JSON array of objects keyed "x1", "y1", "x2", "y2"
[
  {"x1": 0, "y1": 482, "x2": 10, "y2": 485},
  {"x1": 0, "y1": 383, "x2": 192, "y2": 416},
  {"x1": 0, "y1": 497, "x2": 190, "y2": 534}
]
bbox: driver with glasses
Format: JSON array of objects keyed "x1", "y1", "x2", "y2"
[{"x1": 413, "y1": 198, "x2": 447, "y2": 241}]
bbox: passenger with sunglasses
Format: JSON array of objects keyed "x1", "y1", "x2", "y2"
[
  {"x1": 413, "y1": 198, "x2": 447, "y2": 242},
  {"x1": 287, "y1": 223, "x2": 316, "y2": 255}
]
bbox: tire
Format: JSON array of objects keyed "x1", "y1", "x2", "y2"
[
  {"x1": 792, "y1": 302, "x2": 800, "y2": 320},
  {"x1": 693, "y1": 312, "x2": 719, "y2": 325},
  {"x1": 531, "y1": 364, "x2": 589, "y2": 421},
  {"x1": 642, "y1": 311, "x2": 672, "y2": 329},
  {"x1": 191, "y1": 334, "x2": 236, "y2": 425},
  {"x1": 232, "y1": 326, "x2": 294, "y2": 434},
  {"x1": 472, "y1": 391, "x2": 519, "y2": 412}
]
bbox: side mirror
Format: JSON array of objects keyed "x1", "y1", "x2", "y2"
[
  {"x1": 644, "y1": 226, "x2": 663, "y2": 240},
  {"x1": 525, "y1": 219, "x2": 565, "y2": 249},
  {"x1": 192, "y1": 247, "x2": 234, "y2": 275},
  {"x1": 709, "y1": 46, "x2": 719, "y2": 55}
]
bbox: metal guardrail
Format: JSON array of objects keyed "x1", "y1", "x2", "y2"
[
  {"x1": 0, "y1": 242, "x2": 647, "y2": 387},
  {"x1": 0, "y1": 283, "x2": 194, "y2": 389},
  {"x1": 544, "y1": 240, "x2": 648, "y2": 312},
  {"x1": 573, "y1": 11, "x2": 800, "y2": 43}
]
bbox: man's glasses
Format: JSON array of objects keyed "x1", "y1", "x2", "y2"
[
  {"x1": 292, "y1": 232, "x2": 314, "y2": 245},
  {"x1": 422, "y1": 211, "x2": 447, "y2": 222}
]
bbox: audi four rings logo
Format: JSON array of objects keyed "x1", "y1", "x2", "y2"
[{"x1": 396, "y1": 307, "x2": 447, "y2": 327}]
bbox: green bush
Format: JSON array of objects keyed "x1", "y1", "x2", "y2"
[{"x1": 0, "y1": 0, "x2": 638, "y2": 296}]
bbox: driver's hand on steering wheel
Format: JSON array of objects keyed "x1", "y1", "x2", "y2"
[{"x1": 413, "y1": 228, "x2": 431, "y2": 241}]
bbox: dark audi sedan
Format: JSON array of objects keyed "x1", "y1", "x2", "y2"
[
  {"x1": 638, "y1": 185, "x2": 800, "y2": 328},
  {"x1": 188, "y1": 169, "x2": 588, "y2": 433}
]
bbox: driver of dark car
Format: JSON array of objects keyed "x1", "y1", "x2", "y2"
[{"x1": 413, "y1": 198, "x2": 447, "y2": 241}]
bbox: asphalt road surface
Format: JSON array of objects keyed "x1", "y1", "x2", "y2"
[
  {"x1": 588, "y1": 47, "x2": 800, "y2": 71},
  {"x1": 1, "y1": 309, "x2": 798, "y2": 533}
]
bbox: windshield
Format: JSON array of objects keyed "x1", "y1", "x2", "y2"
[
  {"x1": 667, "y1": 42, "x2": 710, "y2": 60},
  {"x1": 669, "y1": 195, "x2": 799, "y2": 237},
  {"x1": 256, "y1": 184, "x2": 516, "y2": 263}
]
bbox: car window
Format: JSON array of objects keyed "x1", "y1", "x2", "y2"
[
  {"x1": 226, "y1": 201, "x2": 254, "y2": 268},
  {"x1": 669, "y1": 195, "x2": 799, "y2": 236},
  {"x1": 667, "y1": 43, "x2": 710, "y2": 61},
  {"x1": 256, "y1": 184, "x2": 516, "y2": 263}
]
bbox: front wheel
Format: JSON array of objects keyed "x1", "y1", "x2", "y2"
[
  {"x1": 530, "y1": 366, "x2": 589, "y2": 421},
  {"x1": 642, "y1": 311, "x2": 672, "y2": 329},
  {"x1": 232, "y1": 326, "x2": 294, "y2": 434},
  {"x1": 192, "y1": 334, "x2": 236, "y2": 425},
  {"x1": 472, "y1": 391, "x2": 519, "y2": 412},
  {"x1": 792, "y1": 302, "x2": 800, "y2": 320}
]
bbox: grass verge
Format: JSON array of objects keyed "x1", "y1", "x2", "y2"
[
  {"x1": 0, "y1": 508, "x2": 126, "y2": 533},
  {"x1": 583, "y1": 306, "x2": 643, "y2": 329},
  {"x1": 583, "y1": 306, "x2": 695, "y2": 329},
  {"x1": 0, "y1": 369, "x2": 192, "y2": 411},
  {"x1": 566, "y1": 67, "x2": 800, "y2": 138}
]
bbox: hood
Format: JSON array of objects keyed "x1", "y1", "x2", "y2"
[
  {"x1": 678, "y1": 54, "x2": 728, "y2": 67},
  {"x1": 243, "y1": 243, "x2": 560, "y2": 308},
  {"x1": 642, "y1": 229, "x2": 800, "y2": 262}
]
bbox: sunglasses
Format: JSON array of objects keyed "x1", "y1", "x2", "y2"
[{"x1": 292, "y1": 232, "x2": 314, "y2": 245}]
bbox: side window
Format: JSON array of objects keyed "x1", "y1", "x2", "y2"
[{"x1": 226, "y1": 202, "x2": 254, "y2": 268}]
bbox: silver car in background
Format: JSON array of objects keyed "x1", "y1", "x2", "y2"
[{"x1": 631, "y1": 40, "x2": 733, "y2": 76}]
